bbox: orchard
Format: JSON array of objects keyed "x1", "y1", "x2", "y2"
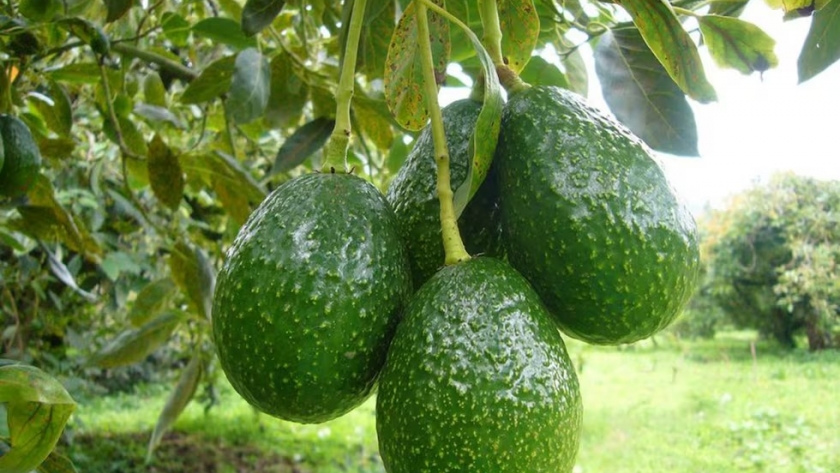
[{"x1": 1, "y1": 0, "x2": 838, "y2": 472}]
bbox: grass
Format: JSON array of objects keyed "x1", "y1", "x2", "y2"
[{"x1": 62, "y1": 331, "x2": 840, "y2": 472}]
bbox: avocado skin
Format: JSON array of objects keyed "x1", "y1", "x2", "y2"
[
  {"x1": 496, "y1": 86, "x2": 700, "y2": 345},
  {"x1": 386, "y1": 99, "x2": 504, "y2": 287},
  {"x1": 212, "y1": 173, "x2": 412, "y2": 423},
  {"x1": 0, "y1": 115, "x2": 42, "y2": 197},
  {"x1": 377, "y1": 257, "x2": 582, "y2": 473}
]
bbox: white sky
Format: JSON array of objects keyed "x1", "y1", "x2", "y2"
[{"x1": 443, "y1": 4, "x2": 840, "y2": 216}]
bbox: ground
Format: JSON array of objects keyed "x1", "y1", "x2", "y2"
[{"x1": 61, "y1": 331, "x2": 840, "y2": 473}]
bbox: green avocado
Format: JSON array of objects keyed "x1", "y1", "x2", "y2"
[
  {"x1": 496, "y1": 86, "x2": 700, "y2": 345},
  {"x1": 212, "y1": 173, "x2": 412, "y2": 423},
  {"x1": 386, "y1": 99, "x2": 504, "y2": 287},
  {"x1": 0, "y1": 115, "x2": 42, "y2": 197},
  {"x1": 377, "y1": 257, "x2": 582, "y2": 473}
]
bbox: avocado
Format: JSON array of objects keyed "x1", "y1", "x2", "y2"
[
  {"x1": 386, "y1": 99, "x2": 504, "y2": 287},
  {"x1": 212, "y1": 173, "x2": 412, "y2": 423},
  {"x1": 376, "y1": 257, "x2": 582, "y2": 473},
  {"x1": 496, "y1": 86, "x2": 700, "y2": 345},
  {"x1": 0, "y1": 114, "x2": 42, "y2": 197}
]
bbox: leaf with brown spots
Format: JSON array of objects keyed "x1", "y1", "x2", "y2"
[
  {"x1": 498, "y1": 0, "x2": 540, "y2": 73},
  {"x1": 384, "y1": 0, "x2": 450, "y2": 131}
]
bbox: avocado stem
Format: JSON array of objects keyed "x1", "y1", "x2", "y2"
[
  {"x1": 479, "y1": 0, "x2": 505, "y2": 67},
  {"x1": 321, "y1": 0, "x2": 368, "y2": 173},
  {"x1": 416, "y1": 2, "x2": 470, "y2": 265}
]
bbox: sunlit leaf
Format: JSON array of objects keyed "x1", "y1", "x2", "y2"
[
  {"x1": 181, "y1": 56, "x2": 236, "y2": 104},
  {"x1": 192, "y1": 17, "x2": 257, "y2": 50},
  {"x1": 384, "y1": 0, "x2": 450, "y2": 131},
  {"x1": 595, "y1": 28, "x2": 699, "y2": 156},
  {"x1": 621, "y1": 0, "x2": 717, "y2": 103},
  {"x1": 35, "y1": 450, "x2": 78, "y2": 473},
  {"x1": 0, "y1": 363, "x2": 75, "y2": 473},
  {"x1": 798, "y1": 0, "x2": 840, "y2": 83},
  {"x1": 147, "y1": 354, "x2": 203, "y2": 461},
  {"x1": 518, "y1": 55, "x2": 570, "y2": 89},
  {"x1": 272, "y1": 117, "x2": 335, "y2": 174},
  {"x1": 498, "y1": 0, "x2": 540, "y2": 73},
  {"x1": 169, "y1": 241, "x2": 215, "y2": 320},
  {"x1": 28, "y1": 81, "x2": 73, "y2": 137},
  {"x1": 86, "y1": 312, "x2": 183, "y2": 368},
  {"x1": 161, "y1": 12, "x2": 191, "y2": 47},
  {"x1": 147, "y1": 134, "x2": 184, "y2": 211},
  {"x1": 143, "y1": 72, "x2": 167, "y2": 107},
  {"x1": 227, "y1": 48, "x2": 271, "y2": 124},
  {"x1": 699, "y1": 15, "x2": 778, "y2": 75},
  {"x1": 241, "y1": 0, "x2": 286, "y2": 36}
]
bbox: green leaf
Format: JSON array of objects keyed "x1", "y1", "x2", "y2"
[
  {"x1": 19, "y1": 0, "x2": 61, "y2": 22},
  {"x1": 36, "y1": 451, "x2": 78, "y2": 473},
  {"x1": 47, "y1": 63, "x2": 102, "y2": 84},
  {"x1": 147, "y1": 354, "x2": 202, "y2": 461},
  {"x1": 241, "y1": 0, "x2": 286, "y2": 37},
  {"x1": 272, "y1": 117, "x2": 335, "y2": 174},
  {"x1": 556, "y1": 33, "x2": 588, "y2": 96},
  {"x1": 180, "y1": 56, "x2": 236, "y2": 104},
  {"x1": 29, "y1": 81, "x2": 73, "y2": 137},
  {"x1": 265, "y1": 53, "x2": 308, "y2": 128},
  {"x1": 86, "y1": 312, "x2": 183, "y2": 368},
  {"x1": 798, "y1": 0, "x2": 840, "y2": 83},
  {"x1": 161, "y1": 12, "x2": 191, "y2": 47},
  {"x1": 498, "y1": 0, "x2": 540, "y2": 73},
  {"x1": 227, "y1": 48, "x2": 271, "y2": 124},
  {"x1": 100, "y1": 251, "x2": 142, "y2": 281},
  {"x1": 133, "y1": 103, "x2": 184, "y2": 128},
  {"x1": 147, "y1": 134, "x2": 184, "y2": 211},
  {"x1": 699, "y1": 15, "x2": 779, "y2": 75},
  {"x1": 169, "y1": 241, "x2": 215, "y2": 320},
  {"x1": 105, "y1": 0, "x2": 134, "y2": 22},
  {"x1": 101, "y1": 110, "x2": 148, "y2": 157},
  {"x1": 354, "y1": 100, "x2": 394, "y2": 151},
  {"x1": 709, "y1": 0, "x2": 750, "y2": 17},
  {"x1": 447, "y1": 0, "x2": 483, "y2": 62},
  {"x1": 449, "y1": 15, "x2": 503, "y2": 217},
  {"x1": 37, "y1": 137, "x2": 76, "y2": 160},
  {"x1": 192, "y1": 17, "x2": 258, "y2": 50},
  {"x1": 56, "y1": 18, "x2": 110, "y2": 56},
  {"x1": 620, "y1": 0, "x2": 718, "y2": 103},
  {"x1": 16, "y1": 176, "x2": 103, "y2": 261},
  {"x1": 384, "y1": 0, "x2": 450, "y2": 131},
  {"x1": 0, "y1": 363, "x2": 75, "y2": 473},
  {"x1": 129, "y1": 278, "x2": 178, "y2": 327},
  {"x1": 143, "y1": 72, "x2": 167, "y2": 107},
  {"x1": 595, "y1": 28, "x2": 699, "y2": 157},
  {"x1": 180, "y1": 151, "x2": 265, "y2": 226},
  {"x1": 518, "y1": 55, "x2": 570, "y2": 89},
  {"x1": 361, "y1": 0, "x2": 397, "y2": 79}
]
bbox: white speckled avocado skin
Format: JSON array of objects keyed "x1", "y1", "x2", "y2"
[
  {"x1": 496, "y1": 86, "x2": 700, "y2": 345},
  {"x1": 386, "y1": 99, "x2": 504, "y2": 287},
  {"x1": 212, "y1": 173, "x2": 412, "y2": 423},
  {"x1": 377, "y1": 257, "x2": 582, "y2": 473}
]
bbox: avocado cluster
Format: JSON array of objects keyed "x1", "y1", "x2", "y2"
[{"x1": 213, "y1": 84, "x2": 698, "y2": 473}]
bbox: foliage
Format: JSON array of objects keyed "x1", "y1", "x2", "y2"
[
  {"x1": 699, "y1": 173, "x2": 840, "y2": 350},
  {"x1": 1, "y1": 0, "x2": 839, "y2": 470}
]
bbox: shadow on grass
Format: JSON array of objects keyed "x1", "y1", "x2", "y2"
[{"x1": 65, "y1": 431, "x2": 304, "y2": 473}]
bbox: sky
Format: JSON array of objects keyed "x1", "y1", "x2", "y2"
[
  {"x1": 443, "y1": 3, "x2": 840, "y2": 217},
  {"x1": 651, "y1": 4, "x2": 840, "y2": 215}
]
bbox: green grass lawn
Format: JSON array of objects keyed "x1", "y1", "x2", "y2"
[{"x1": 63, "y1": 331, "x2": 840, "y2": 472}]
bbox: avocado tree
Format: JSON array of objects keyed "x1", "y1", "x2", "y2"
[
  {"x1": 700, "y1": 172, "x2": 840, "y2": 350},
  {"x1": 1, "y1": 0, "x2": 839, "y2": 471}
]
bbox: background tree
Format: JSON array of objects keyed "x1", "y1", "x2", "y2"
[
  {"x1": 699, "y1": 172, "x2": 840, "y2": 350},
  {"x1": 1, "y1": 0, "x2": 840, "y2": 469}
]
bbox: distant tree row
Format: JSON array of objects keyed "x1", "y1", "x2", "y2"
[{"x1": 674, "y1": 172, "x2": 840, "y2": 351}]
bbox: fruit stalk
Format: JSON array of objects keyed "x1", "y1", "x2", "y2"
[
  {"x1": 478, "y1": 0, "x2": 530, "y2": 94},
  {"x1": 479, "y1": 0, "x2": 505, "y2": 67},
  {"x1": 416, "y1": 2, "x2": 470, "y2": 265},
  {"x1": 321, "y1": 0, "x2": 368, "y2": 173}
]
